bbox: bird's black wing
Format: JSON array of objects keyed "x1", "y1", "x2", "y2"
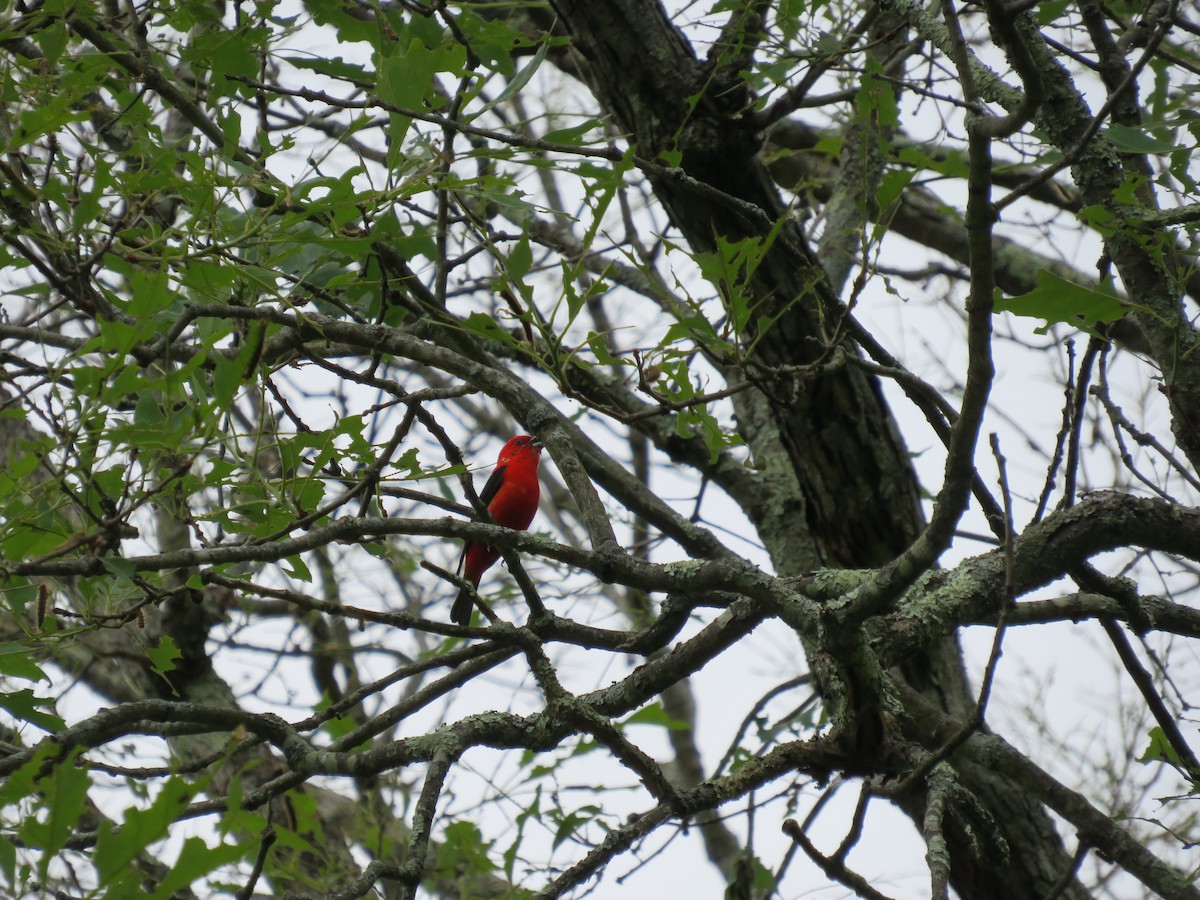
[
  {"x1": 456, "y1": 462, "x2": 508, "y2": 577},
  {"x1": 477, "y1": 462, "x2": 508, "y2": 507}
]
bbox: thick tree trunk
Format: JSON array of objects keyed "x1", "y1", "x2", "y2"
[{"x1": 548, "y1": 2, "x2": 1090, "y2": 895}]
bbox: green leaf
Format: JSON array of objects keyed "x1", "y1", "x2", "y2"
[
  {"x1": 587, "y1": 332, "x2": 623, "y2": 366},
  {"x1": 378, "y1": 39, "x2": 466, "y2": 110},
  {"x1": 551, "y1": 805, "x2": 602, "y2": 850},
  {"x1": 149, "y1": 836, "x2": 253, "y2": 900},
  {"x1": 1077, "y1": 204, "x2": 1117, "y2": 236},
  {"x1": 502, "y1": 784, "x2": 542, "y2": 881},
  {"x1": 1105, "y1": 123, "x2": 1180, "y2": 154},
  {"x1": 994, "y1": 270, "x2": 1132, "y2": 334},
  {"x1": 542, "y1": 118, "x2": 603, "y2": 145},
  {"x1": 477, "y1": 38, "x2": 549, "y2": 116},
  {"x1": 0, "y1": 644, "x2": 48, "y2": 682},
  {"x1": 776, "y1": 0, "x2": 806, "y2": 42},
  {"x1": 464, "y1": 312, "x2": 517, "y2": 346},
  {"x1": 854, "y1": 66, "x2": 899, "y2": 129},
  {"x1": 1138, "y1": 726, "x2": 1184, "y2": 767},
  {"x1": 218, "y1": 777, "x2": 255, "y2": 838},
  {"x1": 182, "y1": 26, "x2": 263, "y2": 93},
  {"x1": 436, "y1": 821, "x2": 497, "y2": 876},
  {"x1": 0, "y1": 743, "x2": 56, "y2": 806},
  {"x1": 691, "y1": 230, "x2": 780, "y2": 338},
  {"x1": 95, "y1": 776, "x2": 200, "y2": 884},
  {"x1": 35, "y1": 21, "x2": 68, "y2": 65},
  {"x1": 31, "y1": 751, "x2": 90, "y2": 881},
  {"x1": 211, "y1": 342, "x2": 253, "y2": 408},
  {"x1": 100, "y1": 556, "x2": 138, "y2": 579},
  {"x1": 146, "y1": 636, "x2": 183, "y2": 683},
  {"x1": 282, "y1": 555, "x2": 312, "y2": 582},
  {"x1": 181, "y1": 258, "x2": 240, "y2": 303},
  {"x1": 95, "y1": 315, "x2": 143, "y2": 356},
  {"x1": 124, "y1": 266, "x2": 175, "y2": 320},
  {"x1": 0, "y1": 688, "x2": 65, "y2": 731},
  {"x1": 680, "y1": 403, "x2": 742, "y2": 462},
  {"x1": 1034, "y1": 0, "x2": 1070, "y2": 22},
  {"x1": 133, "y1": 391, "x2": 166, "y2": 427},
  {"x1": 508, "y1": 231, "x2": 533, "y2": 282},
  {"x1": 283, "y1": 790, "x2": 323, "y2": 846},
  {"x1": 220, "y1": 108, "x2": 245, "y2": 152},
  {"x1": 315, "y1": 697, "x2": 362, "y2": 745},
  {"x1": 303, "y1": 0, "x2": 379, "y2": 46},
  {"x1": 11, "y1": 102, "x2": 88, "y2": 146},
  {"x1": 873, "y1": 169, "x2": 916, "y2": 232},
  {"x1": 0, "y1": 834, "x2": 15, "y2": 889},
  {"x1": 623, "y1": 701, "x2": 689, "y2": 730},
  {"x1": 725, "y1": 854, "x2": 776, "y2": 898},
  {"x1": 0, "y1": 583, "x2": 39, "y2": 620}
]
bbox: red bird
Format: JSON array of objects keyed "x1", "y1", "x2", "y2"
[{"x1": 451, "y1": 435, "x2": 543, "y2": 625}]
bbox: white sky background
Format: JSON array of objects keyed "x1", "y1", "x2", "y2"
[{"x1": 17, "y1": 0, "x2": 1200, "y2": 897}]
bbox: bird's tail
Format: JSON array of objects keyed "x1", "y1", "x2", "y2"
[{"x1": 450, "y1": 587, "x2": 474, "y2": 626}]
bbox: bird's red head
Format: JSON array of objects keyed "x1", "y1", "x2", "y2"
[{"x1": 497, "y1": 434, "x2": 542, "y2": 465}]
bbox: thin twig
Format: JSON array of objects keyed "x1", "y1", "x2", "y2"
[
  {"x1": 1099, "y1": 617, "x2": 1200, "y2": 782},
  {"x1": 782, "y1": 819, "x2": 897, "y2": 900},
  {"x1": 234, "y1": 826, "x2": 276, "y2": 900}
]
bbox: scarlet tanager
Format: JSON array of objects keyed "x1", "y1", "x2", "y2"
[{"x1": 450, "y1": 435, "x2": 543, "y2": 625}]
